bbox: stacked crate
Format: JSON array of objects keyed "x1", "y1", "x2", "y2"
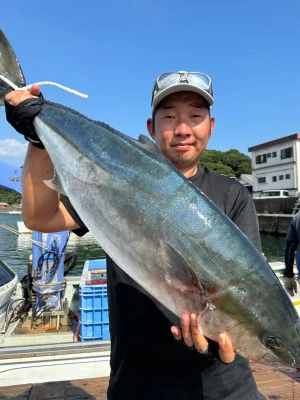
[{"x1": 79, "y1": 259, "x2": 110, "y2": 341}]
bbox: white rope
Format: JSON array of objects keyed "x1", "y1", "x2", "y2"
[
  {"x1": 0, "y1": 74, "x2": 18, "y2": 89},
  {"x1": 22, "y1": 81, "x2": 88, "y2": 99},
  {"x1": 0, "y1": 222, "x2": 45, "y2": 248},
  {"x1": 0, "y1": 75, "x2": 88, "y2": 99}
]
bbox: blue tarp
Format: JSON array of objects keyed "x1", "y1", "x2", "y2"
[{"x1": 0, "y1": 160, "x2": 22, "y2": 193}]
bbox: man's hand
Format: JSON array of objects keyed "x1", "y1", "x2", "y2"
[
  {"x1": 171, "y1": 313, "x2": 235, "y2": 364},
  {"x1": 283, "y1": 277, "x2": 298, "y2": 296},
  {"x1": 5, "y1": 84, "x2": 44, "y2": 148},
  {"x1": 5, "y1": 84, "x2": 41, "y2": 105}
]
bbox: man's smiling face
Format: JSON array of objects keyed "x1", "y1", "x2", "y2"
[{"x1": 147, "y1": 91, "x2": 215, "y2": 177}]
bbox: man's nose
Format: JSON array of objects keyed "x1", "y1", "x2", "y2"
[{"x1": 174, "y1": 121, "x2": 192, "y2": 136}]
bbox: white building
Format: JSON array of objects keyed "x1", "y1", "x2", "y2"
[
  {"x1": 238, "y1": 174, "x2": 253, "y2": 193},
  {"x1": 248, "y1": 133, "x2": 300, "y2": 198}
]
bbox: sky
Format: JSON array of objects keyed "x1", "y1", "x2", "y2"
[{"x1": 0, "y1": 1, "x2": 299, "y2": 167}]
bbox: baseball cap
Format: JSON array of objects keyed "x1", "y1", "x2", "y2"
[{"x1": 151, "y1": 71, "x2": 214, "y2": 111}]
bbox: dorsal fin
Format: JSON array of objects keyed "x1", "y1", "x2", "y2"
[{"x1": 136, "y1": 135, "x2": 172, "y2": 163}]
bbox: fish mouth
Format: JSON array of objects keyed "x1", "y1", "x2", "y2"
[
  {"x1": 260, "y1": 350, "x2": 297, "y2": 370},
  {"x1": 289, "y1": 347, "x2": 300, "y2": 369}
]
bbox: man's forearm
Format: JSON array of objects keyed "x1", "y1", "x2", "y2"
[
  {"x1": 5, "y1": 87, "x2": 79, "y2": 233},
  {"x1": 284, "y1": 240, "x2": 298, "y2": 277},
  {"x1": 21, "y1": 144, "x2": 60, "y2": 230}
]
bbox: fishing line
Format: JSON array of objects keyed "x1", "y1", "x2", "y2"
[
  {"x1": 0, "y1": 75, "x2": 88, "y2": 99},
  {"x1": 291, "y1": 368, "x2": 300, "y2": 400}
]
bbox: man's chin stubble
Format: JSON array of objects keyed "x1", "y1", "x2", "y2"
[{"x1": 169, "y1": 155, "x2": 196, "y2": 168}]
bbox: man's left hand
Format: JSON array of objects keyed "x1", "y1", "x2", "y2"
[{"x1": 283, "y1": 277, "x2": 298, "y2": 296}]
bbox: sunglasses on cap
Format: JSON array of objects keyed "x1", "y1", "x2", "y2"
[{"x1": 151, "y1": 71, "x2": 213, "y2": 110}]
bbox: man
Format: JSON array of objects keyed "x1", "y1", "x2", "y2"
[
  {"x1": 284, "y1": 211, "x2": 300, "y2": 296},
  {"x1": 5, "y1": 71, "x2": 265, "y2": 399}
]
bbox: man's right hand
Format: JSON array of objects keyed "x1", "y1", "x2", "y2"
[
  {"x1": 5, "y1": 84, "x2": 45, "y2": 148},
  {"x1": 171, "y1": 313, "x2": 235, "y2": 364},
  {"x1": 283, "y1": 277, "x2": 298, "y2": 296}
]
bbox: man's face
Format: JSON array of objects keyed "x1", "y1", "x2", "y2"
[{"x1": 147, "y1": 91, "x2": 215, "y2": 177}]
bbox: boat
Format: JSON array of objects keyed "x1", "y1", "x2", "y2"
[
  {"x1": 0, "y1": 259, "x2": 18, "y2": 333},
  {"x1": 17, "y1": 220, "x2": 31, "y2": 234},
  {"x1": 0, "y1": 230, "x2": 111, "y2": 386}
]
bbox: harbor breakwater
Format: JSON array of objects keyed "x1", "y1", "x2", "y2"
[
  {"x1": 257, "y1": 214, "x2": 292, "y2": 236},
  {"x1": 254, "y1": 197, "x2": 298, "y2": 235},
  {"x1": 253, "y1": 196, "x2": 298, "y2": 215}
]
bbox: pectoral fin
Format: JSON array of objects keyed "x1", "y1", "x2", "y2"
[{"x1": 160, "y1": 241, "x2": 209, "y2": 310}]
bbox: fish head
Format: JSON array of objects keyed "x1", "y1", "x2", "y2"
[
  {"x1": 230, "y1": 316, "x2": 300, "y2": 369},
  {"x1": 257, "y1": 319, "x2": 300, "y2": 369}
]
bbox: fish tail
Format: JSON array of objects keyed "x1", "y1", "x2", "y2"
[{"x1": 0, "y1": 29, "x2": 26, "y2": 105}]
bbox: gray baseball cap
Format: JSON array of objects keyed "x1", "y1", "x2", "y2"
[{"x1": 151, "y1": 71, "x2": 214, "y2": 111}]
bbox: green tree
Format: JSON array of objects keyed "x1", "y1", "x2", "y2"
[
  {"x1": 0, "y1": 187, "x2": 22, "y2": 205},
  {"x1": 198, "y1": 149, "x2": 251, "y2": 178}
]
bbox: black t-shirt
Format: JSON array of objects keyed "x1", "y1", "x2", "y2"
[{"x1": 61, "y1": 168, "x2": 265, "y2": 400}]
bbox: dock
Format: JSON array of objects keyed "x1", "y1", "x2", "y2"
[
  {"x1": 0, "y1": 363, "x2": 299, "y2": 399},
  {"x1": 257, "y1": 213, "x2": 292, "y2": 235}
]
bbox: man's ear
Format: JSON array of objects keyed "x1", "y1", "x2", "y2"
[
  {"x1": 147, "y1": 118, "x2": 155, "y2": 140},
  {"x1": 209, "y1": 116, "x2": 215, "y2": 139}
]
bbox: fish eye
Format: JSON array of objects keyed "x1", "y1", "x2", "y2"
[{"x1": 265, "y1": 336, "x2": 283, "y2": 349}]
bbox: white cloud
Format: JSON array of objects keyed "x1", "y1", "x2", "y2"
[{"x1": 0, "y1": 139, "x2": 28, "y2": 156}]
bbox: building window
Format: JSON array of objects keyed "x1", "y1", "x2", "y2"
[
  {"x1": 285, "y1": 174, "x2": 291, "y2": 179},
  {"x1": 267, "y1": 153, "x2": 271, "y2": 158},
  {"x1": 256, "y1": 154, "x2": 267, "y2": 164},
  {"x1": 272, "y1": 152, "x2": 277, "y2": 157},
  {"x1": 258, "y1": 177, "x2": 266, "y2": 183},
  {"x1": 279, "y1": 175, "x2": 284, "y2": 180},
  {"x1": 272, "y1": 176, "x2": 277, "y2": 182},
  {"x1": 280, "y1": 147, "x2": 293, "y2": 159}
]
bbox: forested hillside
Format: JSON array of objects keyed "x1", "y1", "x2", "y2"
[
  {"x1": 199, "y1": 149, "x2": 251, "y2": 178},
  {"x1": 0, "y1": 187, "x2": 22, "y2": 205},
  {"x1": 0, "y1": 149, "x2": 251, "y2": 206}
]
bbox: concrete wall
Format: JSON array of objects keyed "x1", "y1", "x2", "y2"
[
  {"x1": 253, "y1": 197, "x2": 298, "y2": 214},
  {"x1": 257, "y1": 214, "x2": 292, "y2": 236},
  {"x1": 254, "y1": 197, "x2": 297, "y2": 235}
]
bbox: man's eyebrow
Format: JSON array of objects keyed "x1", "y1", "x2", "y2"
[
  {"x1": 159, "y1": 105, "x2": 176, "y2": 110},
  {"x1": 190, "y1": 103, "x2": 207, "y2": 108},
  {"x1": 157, "y1": 103, "x2": 207, "y2": 111},
  {"x1": 159, "y1": 103, "x2": 205, "y2": 110}
]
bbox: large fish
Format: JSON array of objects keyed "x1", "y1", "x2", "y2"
[{"x1": 1, "y1": 29, "x2": 300, "y2": 369}]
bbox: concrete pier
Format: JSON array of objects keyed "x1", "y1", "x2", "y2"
[{"x1": 257, "y1": 214, "x2": 292, "y2": 235}]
